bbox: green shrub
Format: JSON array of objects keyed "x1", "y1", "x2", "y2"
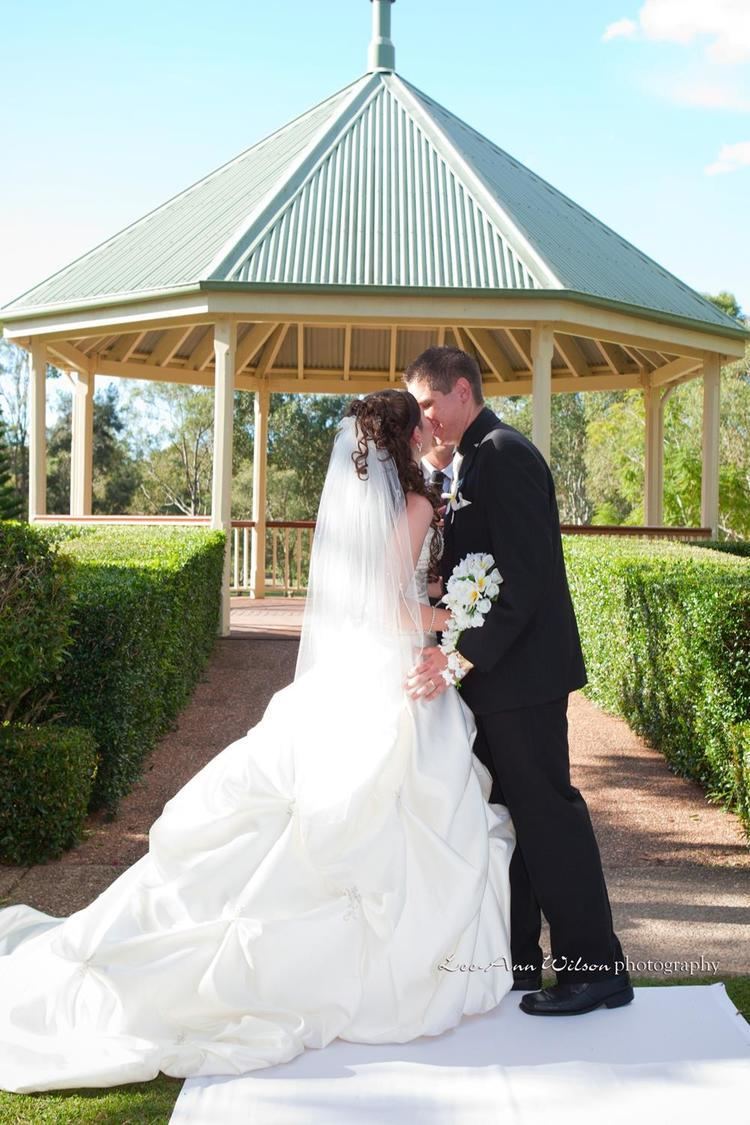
[
  {"x1": 0, "y1": 722, "x2": 98, "y2": 864},
  {"x1": 0, "y1": 520, "x2": 75, "y2": 723},
  {"x1": 40, "y1": 525, "x2": 226, "y2": 813},
  {"x1": 563, "y1": 536, "x2": 750, "y2": 837},
  {"x1": 684, "y1": 538, "x2": 750, "y2": 559}
]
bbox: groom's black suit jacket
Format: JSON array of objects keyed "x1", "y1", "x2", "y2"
[{"x1": 441, "y1": 407, "x2": 587, "y2": 714}]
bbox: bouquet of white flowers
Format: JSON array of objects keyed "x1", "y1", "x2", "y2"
[{"x1": 439, "y1": 552, "x2": 503, "y2": 688}]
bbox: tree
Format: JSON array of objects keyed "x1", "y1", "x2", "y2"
[
  {"x1": 0, "y1": 403, "x2": 22, "y2": 519},
  {"x1": 487, "y1": 392, "x2": 592, "y2": 524},
  {"x1": 46, "y1": 382, "x2": 141, "y2": 515},
  {"x1": 701, "y1": 291, "x2": 743, "y2": 321},
  {"x1": 266, "y1": 394, "x2": 354, "y2": 518},
  {"x1": 582, "y1": 290, "x2": 750, "y2": 538},
  {"x1": 126, "y1": 382, "x2": 216, "y2": 516},
  {"x1": 0, "y1": 341, "x2": 29, "y2": 515}
]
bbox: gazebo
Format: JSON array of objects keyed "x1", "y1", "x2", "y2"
[{"x1": 2, "y1": 0, "x2": 747, "y2": 635}]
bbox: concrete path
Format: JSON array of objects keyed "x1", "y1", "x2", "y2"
[{"x1": 2, "y1": 599, "x2": 748, "y2": 979}]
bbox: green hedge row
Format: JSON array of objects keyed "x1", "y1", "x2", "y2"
[
  {"x1": 48, "y1": 525, "x2": 226, "y2": 812},
  {"x1": 0, "y1": 521, "x2": 75, "y2": 724},
  {"x1": 0, "y1": 522, "x2": 226, "y2": 863},
  {"x1": 684, "y1": 538, "x2": 750, "y2": 559},
  {"x1": 563, "y1": 536, "x2": 750, "y2": 836},
  {"x1": 0, "y1": 723, "x2": 98, "y2": 865}
]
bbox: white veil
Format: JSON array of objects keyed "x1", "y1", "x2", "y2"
[{"x1": 294, "y1": 413, "x2": 426, "y2": 695}]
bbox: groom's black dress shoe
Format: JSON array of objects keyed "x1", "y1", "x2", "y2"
[
  {"x1": 519, "y1": 973, "x2": 634, "y2": 1016},
  {"x1": 511, "y1": 973, "x2": 542, "y2": 992}
]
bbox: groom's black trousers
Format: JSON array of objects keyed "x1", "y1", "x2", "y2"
[{"x1": 472, "y1": 695, "x2": 625, "y2": 983}]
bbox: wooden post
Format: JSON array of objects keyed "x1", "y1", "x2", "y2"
[
  {"x1": 210, "y1": 320, "x2": 237, "y2": 636},
  {"x1": 531, "y1": 324, "x2": 553, "y2": 464},
  {"x1": 643, "y1": 382, "x2": 664, "y2": 526},
  {"x1": 250, "y1": 384, "x2": 270, "y2": 599},
  {"x1": 70, "y1": 371, "x2": 94, "y2": 516},
  {"x1": 701, "y1": 354, "x2": 721, "y2": 537},
  {"x1": 28, "y1": 340, "x2": 47, "y2": 520}
]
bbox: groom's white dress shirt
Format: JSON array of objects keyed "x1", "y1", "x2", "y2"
[{"x1": 421, "y1": 457, "x2": 454, "y2": 489}]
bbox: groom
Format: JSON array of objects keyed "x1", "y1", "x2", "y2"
[{"x1": 403, "y1": 346, "x2": 632, "y2": 1017}]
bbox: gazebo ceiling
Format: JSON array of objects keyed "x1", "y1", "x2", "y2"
[{"x1": 43, "y1": 320, "x2": 708, "y2": 397}]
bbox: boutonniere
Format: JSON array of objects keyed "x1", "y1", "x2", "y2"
[{"x1": 443, "y1": 478, "x2": 472, "y2": 513}]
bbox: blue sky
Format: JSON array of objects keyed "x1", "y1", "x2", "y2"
[{"x1": 1, "y1": 0, "x2": 748, "y2": 313}]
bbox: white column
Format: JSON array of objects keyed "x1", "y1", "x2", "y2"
[
  {"x1": 70, "y1": 370, "x2": 94, "y2": 516},
  {"x1": 701, "y1": 354, "x2": 721, "y2": 537},
  {"x1": 643, "y1": 382, "x2": 664, "y2": 526},
  {"x1": 210, "y1": 320, "x2": 237, "y2": 636},
  {"x1": 531, "y1": 323, "x2": 553, "y2": 464},
  {"x1": 28, "y1": 340, "x2": 47, "y2": 520},
  {"x1": 250, "y1": 384, "x2": 270, "y2": 600}
]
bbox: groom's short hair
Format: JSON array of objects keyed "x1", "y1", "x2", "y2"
[{"x1": 403, "y1": 346, "x2": 484, "y2": 405}]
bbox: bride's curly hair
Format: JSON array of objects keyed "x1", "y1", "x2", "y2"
[{"x1": 345, "y1": 389, "x2": 442, "y2": 577}]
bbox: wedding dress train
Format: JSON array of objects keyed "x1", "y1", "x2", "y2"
[{"x1": 0, "y1": 531, "x2": 515, "y2": 1094}]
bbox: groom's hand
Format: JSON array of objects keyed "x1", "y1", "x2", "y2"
[{"x1": 405, "y1": 647, "x2": 449, "y2": 702}]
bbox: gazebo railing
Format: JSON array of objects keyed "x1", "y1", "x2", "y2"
[
  {"x1": 31, "y1": 516, "x2": 712, "y2": 598},
  {"x1": 230, "y1": 520, "x2": 314, "y2": 596}
]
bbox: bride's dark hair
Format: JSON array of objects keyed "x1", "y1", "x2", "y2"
[{"x1": 345, "y1": 389, "x2": 442, "y2": 576}]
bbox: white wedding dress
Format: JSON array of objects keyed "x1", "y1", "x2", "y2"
[{"x1": 0, "y1": 528, "x2": 516, "y2": 1094}]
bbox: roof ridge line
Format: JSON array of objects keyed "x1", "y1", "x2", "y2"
[
  {"x1": 398, "y1": 78, "x2": 740, "y2": 332},
  {"x1": 205, "y1": 73, "x2": 383, "y2": 281},
  {"x1": 388, "y1": 74, "x2": 563, "y2": 291},
  {"x1": 0, "y1": 76, "x2": 367, "y2": 314}
]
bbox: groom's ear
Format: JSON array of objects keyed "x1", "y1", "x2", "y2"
[{"x1": 455, "y1": 377, "x2": 473, "y2": 403}]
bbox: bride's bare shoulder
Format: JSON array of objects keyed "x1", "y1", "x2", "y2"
[{"x1": 405, "y1": 490, "x2": 434, "y2": 525}]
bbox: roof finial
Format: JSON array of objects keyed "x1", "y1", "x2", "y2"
[{"x1": 368, "y1": 0, "x2": 396, "y2": 73}]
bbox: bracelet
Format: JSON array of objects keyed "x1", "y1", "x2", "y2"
[{"x1": 428, "y1": 605, "x2": 437, "y2": 633}]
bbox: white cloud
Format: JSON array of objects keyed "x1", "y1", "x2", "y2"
[
  {"x1": 704, "y1": 140, "x2": 750, "y2": 174},
  {"x1": 604, "y1": 1, "x2": 750, "y2": 65},
  {"x1": 602, "y1": 18, "x2": 638, "y2": 42}
]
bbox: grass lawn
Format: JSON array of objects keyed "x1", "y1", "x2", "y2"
[{"x1": 0, "y1": 976, "x2": 746, "y2": 1124}]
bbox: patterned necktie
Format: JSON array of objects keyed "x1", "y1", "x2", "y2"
[{"x1": 429, "y1": 468, "x2": 447, "y2": 494}]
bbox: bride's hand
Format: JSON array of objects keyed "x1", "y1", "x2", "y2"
[{"x1": 404, "y1": 646, "x2": 450, "y2": 702}]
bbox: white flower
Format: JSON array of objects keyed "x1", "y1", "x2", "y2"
[{"x1": 438, "y1": 553, "x2": 503, "y2": 688}]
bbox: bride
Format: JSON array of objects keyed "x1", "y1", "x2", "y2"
[{"x1": 0, "y1": 389, "x2": 515, "y2": 1094}]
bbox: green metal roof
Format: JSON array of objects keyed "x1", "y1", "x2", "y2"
[{"x1": 1, "y1": 69, "x2": 742, "y2": 336}]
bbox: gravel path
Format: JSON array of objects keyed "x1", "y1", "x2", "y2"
[{"x1": 2, "y1": 630, "x2": 747, "y2": 976}]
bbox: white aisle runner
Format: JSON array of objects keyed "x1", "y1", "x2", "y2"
[{"x1": 169, "y1": 985, "x2": 750, "y2": 1125}]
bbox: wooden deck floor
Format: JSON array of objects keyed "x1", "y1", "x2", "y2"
[{"x1": 230, "y1": 596, "x2": 306, "y2": 637}]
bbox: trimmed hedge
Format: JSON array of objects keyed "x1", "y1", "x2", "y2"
[
  {"x1": 0, "y1": 520, "x2": 75, "y2": 723},
  {"x1": 43, "y1": 525, "x2": 227, "y2": 813},
  {"x1": 0, "y1": 722, "x2": 98, "y2": 864},
  {"x1": 563, "y1": 536, "x2": 750, "y2": 836},
  {"x1": 684, "y1": 538, "x2": 750, "y2": 559}
]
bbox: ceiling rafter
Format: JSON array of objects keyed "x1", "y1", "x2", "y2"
[
  {"x1": 46, "y1": 341, "x2": 92, "y2": 373},
  {"x1": 149, "y1": 327, "x2": 193, "y2": 368},
  {"x1": 187, "y1": 328, "x2": 217, "y2": 371},
  {"x1": 389, "y1": 326, "x2": 398, "y2": 381},
  {"x1": 649, "y1": 357, "x2": 701, "y2": 387},
  {"x1": 253, "y1": 324, "x2": 288, "y2": 380},
  {"x1": 464, "y1": 327, "x2": 514, "y2": 382},
  {"x1": 343, "y1": 325, "x2": 352, "y2": 380},
  {"x1": 554, "y1": 333, "x2": 591, "y2": 378},
  {"x1": 235, "y1": 322, "x2": 278, "y2": 373},
  {"x1": 297, "y1": 323, "x2": 304, "y2": 380},
  {"x1": 504, "y1": 328, "x2": 531, "y2": 370}
]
